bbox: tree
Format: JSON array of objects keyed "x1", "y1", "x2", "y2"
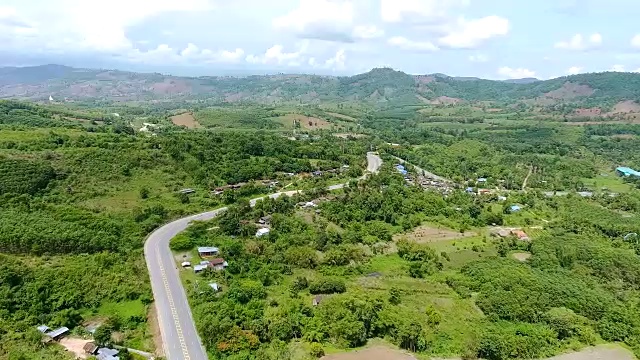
[
  {"x1": 388, "y1": 287, "x2": 401, "y2": 305},
  {"x1": 309, "y1": 343, "x2": 325, "y2": 358},
  {"x1": 93, "y1": 325, "x2": 113, "y2": 346}
]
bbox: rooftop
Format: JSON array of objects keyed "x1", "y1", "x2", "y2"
[
  {"x1": 193, "y1": 264, "x2": 208, "y2": 272},
  {"x1": 45, "y1": 327, "x2": 69, "y2": 339},
  {"x1": 198, "y1": 246, "x2": 219, "y2": 254},
  {"x1": 210, "y1": 258, "x2": 226, "y2": 266},
  {"x1": 617, "y1": 167, "x2": 640, "y2": 177}
]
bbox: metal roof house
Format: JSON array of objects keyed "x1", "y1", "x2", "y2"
[
  {"x1": 617, "y1": 167, "x2": 640, "y2": 177},
  {"x1": 198, "y1": 246, "x2": 219, "y2": 256},
  {"x1": 256, "y1": 228, "x2": 270, "y2": 237},
  {"x1": 194, "y1": 264, "x2": 208, "y2": 273},
  {"x1": 37, "y1": 325, "x2": 50, "y2": 333},
  {"x1": 96, "y1": 347, "x2": 119, "y2": 360},
  {"x1": 45, "y1": 327, "x2": 69, "y2": 340},
  {"x1": 210, "y1": 258, "x2": 228, "y2": 271},
  {"x1": 209, "y1": 283, "x2": 220, "y2": 291}
]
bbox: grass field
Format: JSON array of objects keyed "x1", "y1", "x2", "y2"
[{"x1": 581, "y1": 171, "x2": 633, "y2": 193}]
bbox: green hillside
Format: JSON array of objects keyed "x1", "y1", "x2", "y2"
[{"x1": 3, "y1": 65, "x2": 640, "y2": 108}]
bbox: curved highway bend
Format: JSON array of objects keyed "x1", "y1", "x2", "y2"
[{"x1": 144, "y1": 152, "x2": 382, "y2": 360}]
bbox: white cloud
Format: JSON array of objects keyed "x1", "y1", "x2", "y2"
[
  {"x1": 246, "y1": 45, "x2": 302, "y2": 65},
  {"x1": 567, "y1": 66, "x2": 583, "y2": 75},
  {"x1": 388, "y1": 36, "x2": 439, "y2": 52},
  {"x1": 272, "y1": 0, "x2": 355, "y2": 42},
  {"x1": 324, "y1": 49, "x2": 347, "y2": 70},
  {"x1": 438, "y1": 16, "x2": 509, "y2": 49},
  {"x1": 127, "y1": 43, "x2": 245, "y2": 65},
  {"x1": 631, "y1": 34, "x2": 640, "y2": 48},
  {"x1": 497, "y1": 66, "x2": 536, "y2": 79},
  {"x1": 554, "y1": 33, "x2": 602, "y2": 51},
  {"x1": 352, "y1": 25, "x2": 384, "y2": 40},
  {"x1": 381, "y1": 0, "x2": 468, "y2": 24},
  {"x1": 610, "y1": 64, "x2": 625, "y2": 72},
  {"x1": 0, "y1": 0, "x2": 214, "y2": 55},
  {"x1": 216, "y1": 48, "x2": 245, "y2": 63},
  {"x1": 469, "y1": 54, "x2": 489, "y2": 62}
]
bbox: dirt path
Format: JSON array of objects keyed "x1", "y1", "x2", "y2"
[
  {"x1": 322, "y1": 346, "x2": 417, "y2": 360},
  {"x1": 544, "y1": 345, "x2": 635, "y2": 360},
  {"x1": 522, "y1": 165, "x2": 533, "y2": 191}
]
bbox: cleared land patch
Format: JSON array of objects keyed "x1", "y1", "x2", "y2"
[
  {"x1": 322, "y1": 345, "x2": 417, "y2": 360},
  {"x1": 275, "y1": 113, "x2": 332, "y2": 130},
  {"x1": 170, "y1": 112, "x2": 201, "y2": 128},
  {"x1": 545, "y1": 345, "x2": 635, "y2": 360},
  {"x1": 393, "y1": 224, "x2": 477, "y2": 244},
  {"x1": 512, "y1": 252, "x2": 532, "y2": 262}
]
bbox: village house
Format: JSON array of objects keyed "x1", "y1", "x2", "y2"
[
  {"x1": 511, "y1": 229, "x2": 530, "y2": 241},
  {"x1": 198, "y1": 246, "x2": 219, "y2": 257},
  {"x1": 210, "y1": 258, "x2": 229, "y2": 271},
  {"x1": 256, "y1": 228, "x2": 270, "y2": 237}
]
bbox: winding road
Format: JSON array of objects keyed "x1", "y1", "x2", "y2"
[{"x1": 144, "y1": 152, "x2": 382, "y2": 360}]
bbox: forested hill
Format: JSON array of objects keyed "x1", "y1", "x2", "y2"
[{"x1": 3, "y1": 64, "x2": 640, "y2": 106}]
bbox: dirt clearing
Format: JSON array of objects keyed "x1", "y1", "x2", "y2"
[
  {"x1": 322, "y1": 346, "x2": 417, "y2": 360},
  {"x1": 394, "y1": 224, "x2": 477, "y2": 243},
  {"x1": 545, "y1": 345, "x2": 635, "y2": 360},
  {"x1": 276, "y1": 114, "x2": 333, "y2": 130},
  {"x1": 171, "y1": 112, "x2": 201, "y2": 129},
  {"x1": 59, "y1": 337, "x2": 92, "y2": 359}
]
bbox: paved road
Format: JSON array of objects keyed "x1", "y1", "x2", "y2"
[
  {"x1": 145, "y1": 153, "x2": 382, "y2": 360},
  {"x1": 392, "y1": 155, "x2": 451, "y2": 183}
]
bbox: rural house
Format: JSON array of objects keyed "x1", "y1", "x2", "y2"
[
  {"x1": 256, "y1": 228, "x2": 270, "y2": 237},
  {"x1": 210, "y1": 258, "x2": 228, "y2": 271},
  {"x1": 198, "y1": 246, "x2": 219, "y2": 257},
  {"x1": 83, "y1": 342, "x2": 99, "y2": 355}
]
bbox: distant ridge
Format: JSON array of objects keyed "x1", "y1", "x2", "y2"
[{"x1": 1, "y1": 64, "x2": 639, "y2": 107}]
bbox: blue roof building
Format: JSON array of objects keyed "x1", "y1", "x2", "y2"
[
  {"x1": 617, "y1": 167, "x2": 640, "y2": 177},
  {"x1": 510, "y1": 205, "x2": 522, "y2": 212}
]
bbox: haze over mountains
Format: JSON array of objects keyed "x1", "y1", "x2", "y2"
[{"x1": 1, "y1": 64, "x2": 640, "y2": 108}]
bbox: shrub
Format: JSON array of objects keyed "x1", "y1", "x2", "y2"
[{"x1": 309, "y1": 278, "x2": 346, "y2": 294}]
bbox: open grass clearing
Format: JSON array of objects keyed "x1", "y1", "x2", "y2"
[
  {"x1": 393, "y1": 224, "x2": 478, "y2": 244},
  {"x1": 512, "y1": 251, "x2": 532, "y2": 262},
  {"x1": 581, "y1": 172, "x2": 633, "y2": 193}
]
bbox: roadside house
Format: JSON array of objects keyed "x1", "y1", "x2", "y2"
[
  {"x1": 210, "y1": 258, "x2": 228, "y2": 271},
  {"x1": 198, "y1": 246, "x2": 219, "y2": 257},
  {"x1": 194, "y1": 264, "x2": 208, "y2": 273}
]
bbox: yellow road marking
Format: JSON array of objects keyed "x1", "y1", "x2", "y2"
[{"x1": 157, "y1": 247, "x2": 191, "y2": 360}]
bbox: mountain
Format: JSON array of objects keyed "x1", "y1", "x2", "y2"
[
  {"x1": 2, "y1": 65, "x2": 640, "y2": 107},
  {"x1": 501, "y1": 78, "x2": 540, "y2": 84}
]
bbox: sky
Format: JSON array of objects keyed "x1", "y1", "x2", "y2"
[{"x1": 2, "y1": 0, "x2": 640, "y2": 79}]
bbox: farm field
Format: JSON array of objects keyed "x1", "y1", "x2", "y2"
[{"x1": 170, "y1": 112, "x2": 201, "y2": 128}]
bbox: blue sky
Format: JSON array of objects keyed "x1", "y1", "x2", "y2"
[{"x1": 2, "y1": 0, "x2": 640, "y2": 79}]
